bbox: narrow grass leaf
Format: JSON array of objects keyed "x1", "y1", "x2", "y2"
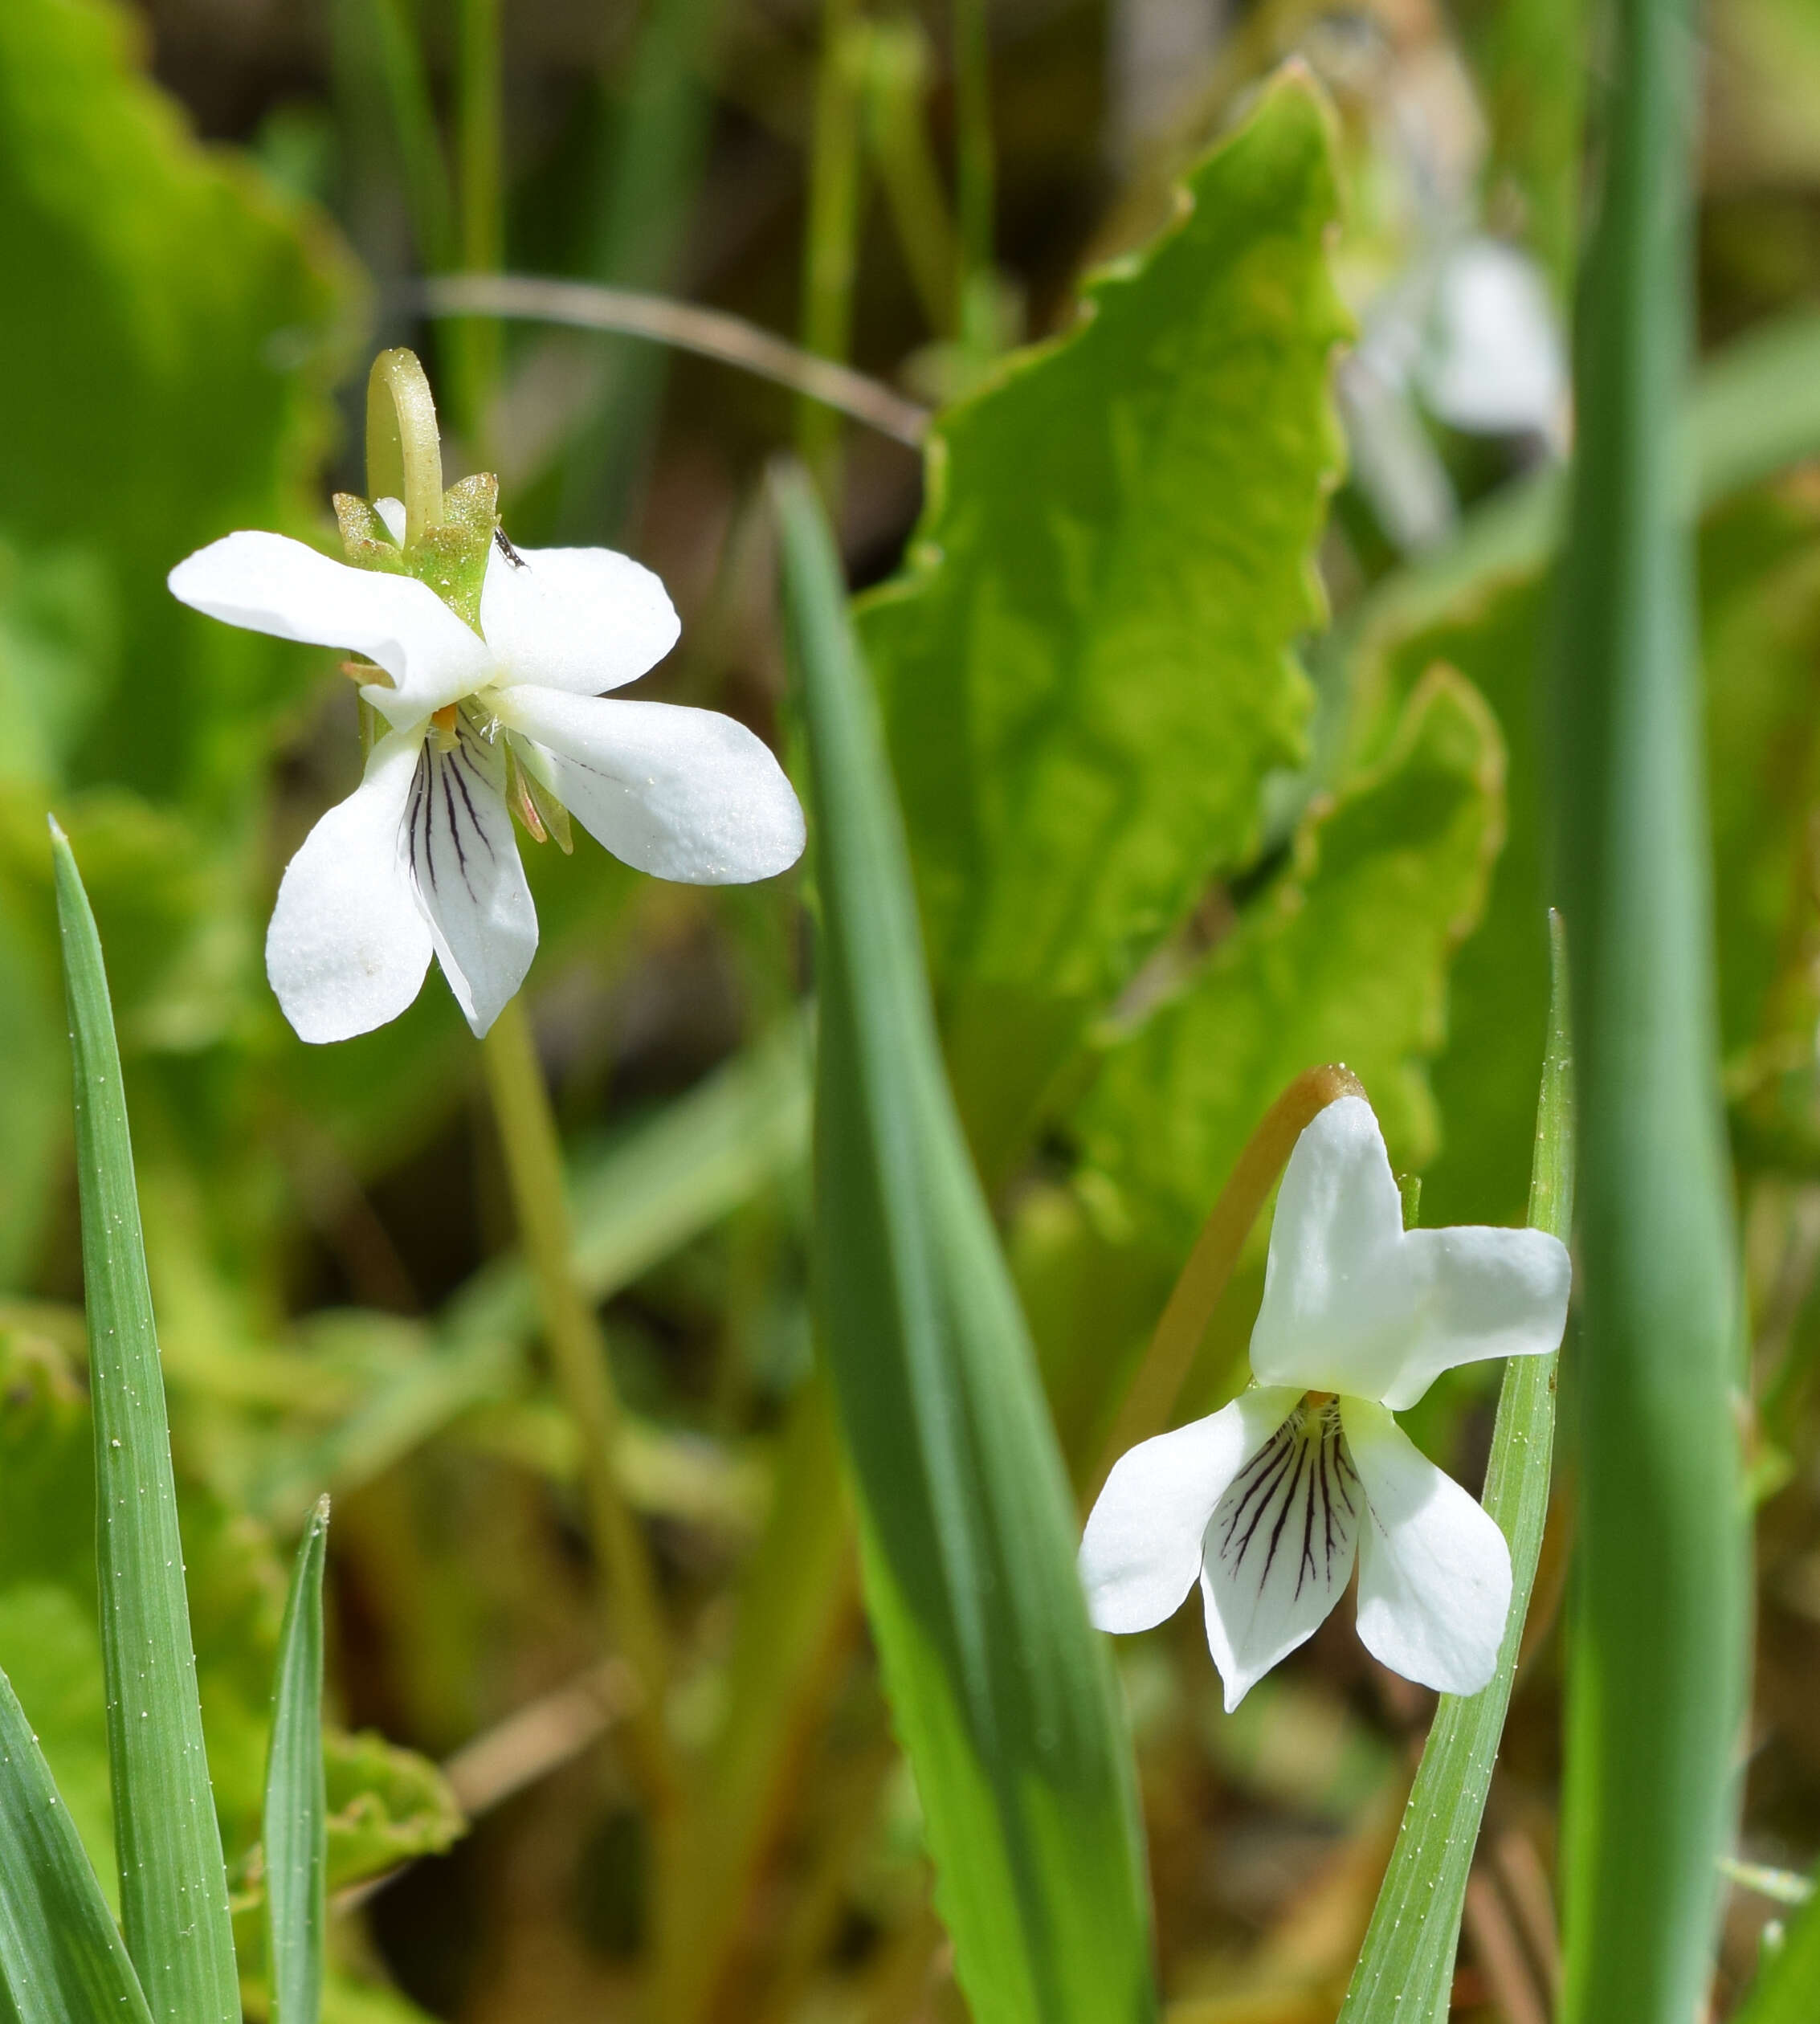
[
  {"x1": 51, "y1": 822, "x2": 239, "y2": 2024},
  {"x1": 777, "y1": 466, "x2": 1157, "y2": 2024},
  {"x1": 265, "y1": 1496, "x2": 329, "y2": 2024},
  {"x1": 1547, "y1": 0, "x2": 1749, "y2": 2009},
  {"x1": 0, "y1": 1663, "x2": 153, "y2": 2024},
  {"x1": 1337, "y1": 912, "x2": 1574, "y2": 2024}
]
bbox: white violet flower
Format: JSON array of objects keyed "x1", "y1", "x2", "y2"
[
  {"x1": 1080, "y1": 1096, "x2": 1570, "y2": 1710},
  {"x1": 169, "y1": 495, "x2": 804, "y2": 1043}
]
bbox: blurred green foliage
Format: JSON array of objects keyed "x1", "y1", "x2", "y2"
[{"x1": 3, "y1": 0, "x2": 1820, "y2": 2014}]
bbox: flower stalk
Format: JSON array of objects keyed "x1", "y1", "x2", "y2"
[
  {"x1": 480, "y1": 998, "x2": 676, "y2": 1812},
  {"x1": 1084, "y1": 1061, "x2": 1365, "y2": 1505},
  {"x1": 364, "y1": 354, "x2": 673, "y2": 1810}
]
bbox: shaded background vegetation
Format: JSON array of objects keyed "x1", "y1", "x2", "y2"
[{"x1": 5, "y1": 0, "x2": 1820, "y2": 2016}]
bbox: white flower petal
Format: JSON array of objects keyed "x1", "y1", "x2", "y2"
[
  {"x1": 265, "y1": 728, "x2": 433, "y2": 1043},
  {"x1": 1249, "y1": 1096, "x2": 1412, "y2": 1402},
  {"x1": 480, "y1": 541, "x2": 680, "y2": 695},
  {"x1": 495, "y1": 688, "x2": 804, "y2": 883},
  {"x1": 374, "y1": 497, "x2": 406, "y2": 542},
  {"x1": 1419, "y1": 238, "x2": 1567, "y2": 439},
  {"x1": 1080, "y1": 1388, "x2": 1302, "y2": 1635},
  {"x1": 403, "y1": 725, "x2": 538, "y2": 1036},
  {"x1": 169, "y1": 531, "x2": 492, "y2": 724},
  {"x1": 1201, "y1": 1398, "x2": 1364, "y2": 1712},
  {"x1": 1248, "y1": 1096, "x2": 1573, "y2": 1411},
  {"x1": 1342, "y1": 1398, "x2": 1512, "y2": 1697},
  {"x1": 1373, "y1": 1224, "x2": 1570, "y2": 1410}
]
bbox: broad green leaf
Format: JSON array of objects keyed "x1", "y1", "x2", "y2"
[
  {"x1": 0, "y1": 1662, "x2": 153, "y2": 2024},
  {"x1": 1338, "y1": 914, "x2": 1574, "y2": 2024},
  {"x1": 1549, "y1": 0, "x2": 1748, "y2": 2011},
  {"x1": 0, "y1": 0, "x2": 356, "y2": 809},
  {"x1": 1078, "y1": 667, "x2": 1504, "y2": 1241},
  {"x1": 265, "y1": 1499, "x2": 329, "y2": 2024},
  {"x1": 51, "y1": 826, "x2": 239, "y2": 2024},
  {"x1": 859, "y1": 67, "x2": 1348, "y2": 1175},
  {"x1": 231, "y1": 1728, "x2": 463, "y2": 1939},
  {"x1": 777, "y1": 467, "x2": 1157, "y2": 2024},
  {"x1": 323, "y1": 1729, "x2": 464, "y2": 1891},
  {"x1": 1347, "y1": 580, "x2": 1549, "y2": 1230}
]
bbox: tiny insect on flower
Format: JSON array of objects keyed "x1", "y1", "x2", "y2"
[
  {"x1": 1079, "y1": 1096, "x2": 1571, "y2": 1710},
  {"x1": 167, "y1": 480, "x2": 804, "y2": 1044}
]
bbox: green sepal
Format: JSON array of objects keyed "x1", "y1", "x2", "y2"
[
  {"x1": 412, "y1": 472, "x2": 499, "y2": 630},
  {"x1": 331, "y1": 493, "x2": 406, "y2": 574},
  {"x1": 333, "y1": 473, "x2": 499, "y2": 635},
  {"x1": 504, "y1": 741, "x2": 573, "y2": 852}
]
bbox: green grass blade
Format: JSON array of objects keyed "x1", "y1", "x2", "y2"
[
  {"x1": 0, "y1": 1663, "x2": 154, "y2": 2024},
  {"x1": 1337, "y1": 911, "x2": 1574, "y2": 2024},
  {"x1": 1547, "y1": 0, "x2": 1749, "y2": 2010},
  {"x1": 776, "y1": 465, "x2": 1157, "y2": 2024},
  {"x1": 328, "y1": 0, "x2": 454, "y2": 269},
  {"x1": 265, "y1": 1496, "x2": 330, "y2": 2024},
  {"x1": 554, "y1": 0, "x2": 727, "y2": 535},
  {"x1": 1732, "y1": 1868, "x2": 1820, "y2": 2024},
  {"x1": 50, "y1": 822, "x2": 239, "y2": 2024}
]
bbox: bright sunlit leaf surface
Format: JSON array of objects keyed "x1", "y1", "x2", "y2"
[
  {"x1": 859, "y1": 67, "x2": 1349, "y2": 1177},
  {"x1": 779, "y1": 467, "x2": 1157, "y2": 2024},
  {"x1": 1079, "y1": 667, "x2": 1505, "y2": 1247}
]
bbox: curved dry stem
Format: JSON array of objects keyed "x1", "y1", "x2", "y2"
[
  {"x1": 1083, "y1": 1062, "x2": 1366, "y2": 1508},
  {"x1": 420, "y1": 272, "x2": 932, "y2": 447}
]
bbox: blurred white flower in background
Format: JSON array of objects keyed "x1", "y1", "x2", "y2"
[
  {"x1": 1418, "y1": 235, "x2": 1569, "y2": 440},
  {"x1": 170, "y1": 504, "x2": 804, "y2": 1043},
  {"x1": 1080, "y1": 1097, "x2": 1570, "y2": 1710}
]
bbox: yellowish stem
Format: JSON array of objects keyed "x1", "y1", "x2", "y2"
[
  {"x1": 1083, "y1": 1063, "x2": 1366, "y2": 1508},
  {"x1": 480, "y1": 998, "x2": 675, "y2": 1814}
]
